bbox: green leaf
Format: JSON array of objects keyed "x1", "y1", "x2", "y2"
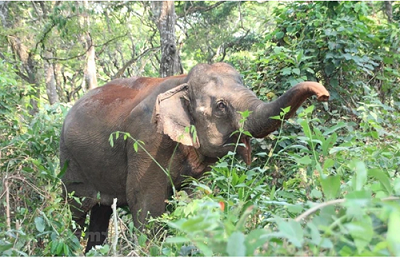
[
  {"x1": 56, "y1": 241, "x2": 64, "y2": 255},
  {"x1": 320, "y1": 238, "x2": 333, "y2": 249},
  {"x1": 97, "y1": 191, "x2": 101, "y2": 200},
  {"x1": 306, "y1": 67, "x2": 315, "y2": 74},
  {"x1": 339, "y1": 245, "x2": 355, "y2": 256},
  {"x1": 138, "y1": 233, "x2": 148, "y2": 247},
  {"x1": 281, "y1": 106, "x2": 291, "y2": 114},
  {"x1": 345, "y1": 190, "x2": 371, "y2": 208},
  {"x1": 270, "y1": 115, "x2": 281, "y2": 120},
  {"x1": 191, "y1": 125, "x2": 198, "y2": 143},
  {"x1": 370, "y1": 131, "x2": 379, "y2": 139},
  {"x1": 345, "y1": 216, "x2": 374, "y2": 253},
  {"x1": 303, "y1": 105, "x2": 315, "y2": 115},
  {"x1": 307, "y1": 222, "x2": 321, "y2": 245},
  {"x1": 133, "y1": 141, "x2": 138, "y2": 152},
  {"x1": 109, "y1": 134, "x2": 114, "y2": 147},
  {"x1": 227, "y1": 232, "x2": 246, "y2": 256},
  {"x1": 322, "y1": 133, "x2": 337, "y2": 156},
  {"x1": 299, "y1": 119, "x2": 312, "y2": 139},
  {"x1": 287, "y1": 204, "x2": 303, "y2": 214},
  {"x1": 292, "y1": 68, "x2": 300, "y2": 75},
  {"x1": 387, "y1": 209, "x2": 400, "y2": 256},
  {"x1": 0, "y1": 242, "x2": 13, "y2": 252},
  {"x1": 269, "y1": 185, "x2": 276, "y2": 200},
  {"x1": 242, "y1": 130, "x2": 252, "y2": 137},
  {"x1": 297, "y1": 156, "x2": 312, "y2": 165},
  {"x1": 310, "y1": 189, "x2": 323, "y2": 199},
  {"x1": 323, "y1": 158, "x2": 335, "y2": 170},
  {"x1": 100, "y1": 244, "x2": 110, "y2": 255},
  {"x1": 276, "y1": 218, "x2": 304, "y2": 247},
  {"x1": 215, "y1": 161, "x2": 229, "y2": 168},
  {"x1": 63, "y1": 244, "x2": 70, "y2": 256},
  {"x1": 165, "y1": 236, "x2": 190, "y2": 244},
  {"x1": 329, "y1": 146, "x2": 350, "y2": 154},
  {"x1": 281, "y1": 67, "x2": 292, "y2": 76},
  {"x1": 50, "y1": 240, "x2": 58, "y2": 254},
  {"x1": 181, "y1": 217, "x2": 208, "y2": 231},
  {"x1": 196, "y1": 242, "x2": 213, "y2": 257},
  {"x1": 296, "y1": 50, "x2": 304, "y2": 63},
  {"x1": 394, "y1": 178, "x2": 400, "y2": 195},
  {"x1": 275, "y1": 31, "x2": 284, "y2": 39},
  {"x1": 193, "y1": 182, "x2": 212, "y2": 195},
  {"x1": 320, "y1": 175, "x2": 340, "y2": 200},
  {"x1": 368, "y1": 169, "x2": 392, "y2": 195},
  {"x1": 239, "y1": 110, "x2": 252, "y2": 120},
  {"x1": 149, "y1": 245, "x2": 159, "y2": 256},
  {"x1": 244, "y1": 229, "x2": 268, "y2": 255},
  {"x1": 236, "y1": 206, "x2": 254, "y2": 231},
  {"x1": 34, "y1": 216, "x2": 46, "y2": 233},
  {"x1": 324, "y1": 62, "x2": 335, "y2": 76},
  {"x1": 57, "y1": 159, "x2": 69, "y2": 179},
  {"x1": 350, "y1": 160, "x2": 367, "y2": 191},
  {"x1": 322, "y1": 121, "x2": 347, "y2": 136}
]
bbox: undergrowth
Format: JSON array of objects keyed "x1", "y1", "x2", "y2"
[
  {"x1": 146, "y1": 101, "x2": 400, "y2": 257},
  {"x1": 88, "y1": 98, "x2": 400, "y2": 256},
  {"x1": 1, "y1": 55, "x2": 400, "y2": 255}
]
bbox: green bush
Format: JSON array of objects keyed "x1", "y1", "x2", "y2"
[
  {"x1": 245, "y1": 1, "x2": 400, "y2": 107},
  {"x1": 154, "y1": 105, "x2": 400, "y2": 256},
  {"x1": 0, "y1": 62, "x2": 80, "y2": 256}
]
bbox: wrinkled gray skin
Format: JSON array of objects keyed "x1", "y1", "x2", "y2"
[{"x1": 60, "y1": 63, "x2": 329, "y2": 253}]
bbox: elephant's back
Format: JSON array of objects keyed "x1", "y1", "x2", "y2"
[
  {"x1": 68, "y1": 74, "x2": 187, "y2": 119},
  {"x1": 62, "y1": 75, "x2": 188, "y2": 145}
]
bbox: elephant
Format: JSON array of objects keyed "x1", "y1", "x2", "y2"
[{"x1": 60, "y1": 62, "x2": 329, "y2": 253}]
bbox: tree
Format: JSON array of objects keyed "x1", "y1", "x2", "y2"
[
  {"x1": 151, "y1": 1, "x2": 181, "y2": 77},
  {"x1": 1, "y1": 1, "x2": 42, "y2": 114},
  {"x1": 44, "y1": 51, "x2": 59, "y2": 104},
  {"x1": 384, "y1": 1, "x2": 393, "y2": 22},
  {"x1": 79, "y1": 0, "x2": 97, "y2": 90},
  {"x1": 174, "y1": 1, "x2": 267, "y2": 66}
]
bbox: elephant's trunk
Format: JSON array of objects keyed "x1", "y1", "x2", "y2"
[{"x1": 244, "y1": 82, "x2": 329, "y2": 138}]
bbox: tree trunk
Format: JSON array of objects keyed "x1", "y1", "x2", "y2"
[
  {"x1": 44, "y1": 51, "x2": 59, "y2": 105},
  {"x1": 151, "y1": 1, "x2": 181, "y2": 77},
  {"x1": 84, "y1": 33, "x2": 98, "y2": 90},
  {"x1": 384, "y1": 1, "x2": 393, "y2": 22},
  {"x1": 0, "y1": 1, "x2": 9, "y2": 27},
  {"x1": 79, "y1": 0, "x2": 97, "y2": 91},
  {"x1": 27, "y1": 53, "x2": 40, "y2": 116}
]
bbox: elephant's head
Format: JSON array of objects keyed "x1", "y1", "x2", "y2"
[{"x1": 152, "y1": 63, "x2": 329, "y2": 165}]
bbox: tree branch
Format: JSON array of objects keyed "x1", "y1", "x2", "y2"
[
  {"x1": 41, "y1": 33, "x2": 127, "y2": 62},
  {"x1": 176, "y1": 1, "x2": 225, "y2": 18},
  {"x1": 295, "y1": 196, "x2": 400, "y2": 222},
  {"x1": 112, "y1": 47, "x2": 159, "y2": 79},
  {"x1": 218, "y1": 29, "x2": 251, "y2": 62}
]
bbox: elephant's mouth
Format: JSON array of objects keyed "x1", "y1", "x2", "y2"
[
  {"x1": 236, "y1": 136, "x2": 252, "y2": 165},
  {"x1": 222, "y1": 135, "x2": 252, "y2": 165}
]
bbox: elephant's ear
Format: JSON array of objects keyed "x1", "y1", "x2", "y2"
[{"x1": 152, "y1": 83, "x2": 200, "y2": 148}]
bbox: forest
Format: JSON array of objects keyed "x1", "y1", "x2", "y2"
[{"x1": 1, "y1": 1, "x2": 400, "y2": 256}]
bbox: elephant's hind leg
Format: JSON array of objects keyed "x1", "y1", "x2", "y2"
[{"x1": 85, "y1": 204, "x2": 113, "y2": 253}]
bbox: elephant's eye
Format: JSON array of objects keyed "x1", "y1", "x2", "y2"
[{"x1": 217, "y1": 101, "x2": 226, "y2": 110}]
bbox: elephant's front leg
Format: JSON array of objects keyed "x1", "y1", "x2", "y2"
[{"x1": 126, "y1": 169, "x2": 171, "y2": 230}]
